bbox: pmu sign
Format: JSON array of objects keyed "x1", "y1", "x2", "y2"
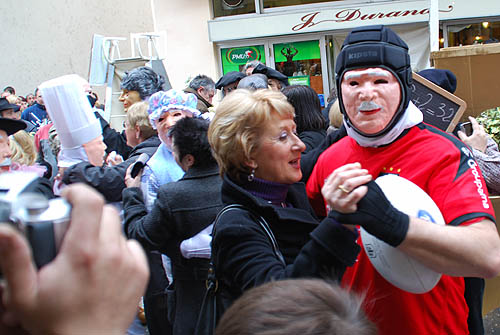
[{"x1": 226, "y1": 46, "x2": 261, "y2": 64}]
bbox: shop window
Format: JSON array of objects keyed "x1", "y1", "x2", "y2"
[
  {"x1": 273, "y1": 40, "x2": 325, "y2": 105},
  {"x1": 447, "y1": 21, "x2": 500, "y2": 47},
  {"x1": 264, "y1": 0, "x2": 342, "y2": 9},
  {"x1": 220, "y1": 45, "x2": 266, "y2": 74},
  {"x1": 213, "y1": 0, "x2": 256, "y2": 18}
]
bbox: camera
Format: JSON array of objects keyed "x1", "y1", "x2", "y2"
[
  {"x1": 0, "y1": 172, "x2": 71, "y2": 268},
  {"x1": 459, "y1": 122, "x2": 473, "y2": 137}
]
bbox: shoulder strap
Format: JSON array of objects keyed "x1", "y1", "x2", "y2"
[
  {"x1": 250, "y1": 212, "x2": 286, "y2": 266},
  {"x1": 210, "y1": 204, "x2": 286, "y2": 266}
]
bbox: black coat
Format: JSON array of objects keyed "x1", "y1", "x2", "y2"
[
  {"x1": 299, "y1": 129, "x2": 327, "y2": 154},
  {"x1": 300, "y1": 125, "x2": 347, "y2": 183},
  {"x1": 123, "y1": 164, "x2": 223, "y2": 335},
  {"x1": 94, "y1": 111, "x2": 132, "y2": 159},
  {"x1": 62, "y1": 136, "x2": 160, "y2": 202},
  {"x1": 214, "y1": 174, "x2": 360, "y2": 313}
]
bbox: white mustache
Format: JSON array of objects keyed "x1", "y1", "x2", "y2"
[{"x1": 358, "y1": 101, "x2": 382, "y2": 111}]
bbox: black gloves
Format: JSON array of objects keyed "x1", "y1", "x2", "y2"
[{"x1": 329, "y1": 180, "x2": 410, "y2": 247}]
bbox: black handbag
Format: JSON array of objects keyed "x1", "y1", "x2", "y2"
[{"x1": 194, "y1": 204, "x2": 285, "y2": 335}]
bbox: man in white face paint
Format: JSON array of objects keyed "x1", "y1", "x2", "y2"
[{"x1": 307, "y1": 25, "x2": 500, "y2": 335}]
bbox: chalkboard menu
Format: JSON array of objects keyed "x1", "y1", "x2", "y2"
[{"x1": 410, "y1": 73, "x2": 467, "y2": 132}]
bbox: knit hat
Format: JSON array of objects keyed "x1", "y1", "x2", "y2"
[
  {"x1": 39, "y1": 74, "x2": 102, "y2": 167},
  {"x1": 148, "y1": 89, "x2": 200, "y2": 129},
  {"x1": 335, "y1": 25, "x2": 412, "y2": 137},
  {"x1": 417, "y1": 69, "x2": 457, "y2": 94}
]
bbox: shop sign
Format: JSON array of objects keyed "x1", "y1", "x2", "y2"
[
  {"x1": 292, "y1": 6, "x2": 451, "y2": 32},
  {"x1": 288, "y1": 76, "x2": 310, "y2": 86},
  {"x1": 225, "y1": 46, "x2": 261, "y2": 64},
  {"x1": 208, "y1": 0, "x2": 451, "y2": 42}
]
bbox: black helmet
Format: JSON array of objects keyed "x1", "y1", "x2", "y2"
[{"x1": 335, "y1": 25, "x2": 412, "y2": 137}]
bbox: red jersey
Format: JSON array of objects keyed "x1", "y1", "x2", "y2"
[{"x1": 306, "y1": 124, "x2": 495, "y2": 335}]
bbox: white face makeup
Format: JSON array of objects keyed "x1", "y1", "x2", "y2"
[{"x1": 341, "y1": 67, "x2": 401, "y2": 135}]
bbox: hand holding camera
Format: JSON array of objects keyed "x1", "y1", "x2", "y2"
[
  {"x1": 458, "y1": 116, "x2": 488, "y2": 153},
  {"x1": 0, "y1": 183, "x2": 149, "y2": 334}
]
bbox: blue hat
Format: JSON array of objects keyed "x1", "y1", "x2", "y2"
[
  {"x1": 148, "y1": 89, "x2": 200, "y2": 128},
  {"x1": 418, "y1": 69, "x2": 457, "y2": 94}
]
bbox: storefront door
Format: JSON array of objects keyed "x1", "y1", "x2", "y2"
[
  {"x1": 218, "y1": 35, "x2": 330, "y2": 105},
  {"x1": 271, "y1": 39, "x2": 326, "y2": 104}
]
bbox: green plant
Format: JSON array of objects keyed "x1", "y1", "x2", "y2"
[{"x1": 476, "y1": 107, "x2": 500, "y2": 147}]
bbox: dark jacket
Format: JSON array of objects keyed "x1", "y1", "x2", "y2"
[
  {"x1": 183, "y1": 87, "x2": 212, "y2": 114},
  {"x1": 300, "y1": 125, "x2": 347, "y2": 183},
  {"x1": 62, "y1": 136, "x2": 160, "y2": 202},
  {"x1": 22, "y1": 119, "x2": 37, "y2": 133},
  {"x1": 94, "y1": 111, "x2": 132, "y2": 160},
  {"x1": 214, "y1": 174, "x2": 360, "y2": 314},
  {"x1": 123, "y1": 164, "x2": 223, "y2": 335},
  {"x1": 21, "y1": 103, "x2": 47, "y2": 128},
  {"x1": 22, "y1": 177, "x2": 55, "y2": 199},
  {"x1": 299, "y1": 129, "x2": 327, "y2": 154}
]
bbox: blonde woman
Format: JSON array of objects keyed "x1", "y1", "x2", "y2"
[
  {"x1": 207, "y1": 89, "x2": 359, "y2": 323},
  {"x1": 9, "y1": 130, "x2": 48, "y2": 177},
  {"x1": 9, "y1": 130, "x2": 37, "y2": 166}
]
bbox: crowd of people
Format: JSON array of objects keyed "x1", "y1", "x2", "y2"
[{"x1": 1, "y1": 25, "x2": 500, "y2": 335}]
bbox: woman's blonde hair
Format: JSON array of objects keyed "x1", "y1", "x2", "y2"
[
  {"x1": 329, "y1": 99, "x2": 343, "y2": 129},
  {"x1": 9, "y1": 130, "x2": 37, "y2": 166},
  {"x1": 126, "y1": 101, "x2": 157, "y2": 140},
  {"x1": 6, "y1": 95, "x2": 18, "y2": 104},
  {"x1": 208, "y1": 89, "x2": 294, "y2": 181}
]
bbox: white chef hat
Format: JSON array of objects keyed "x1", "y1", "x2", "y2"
[{"x1": 39, "y1": 74, "x2": 102, "y2": 167}]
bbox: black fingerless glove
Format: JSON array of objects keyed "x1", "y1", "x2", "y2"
[{"x1": 329, "y1": 180, "x2": 410, "y2": 247}]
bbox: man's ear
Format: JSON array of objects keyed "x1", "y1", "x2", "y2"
[
  {"x1": 134, "y1": 124, "x2": 141, "y2": 139},
  {"x1": 182, "y1": 154, "x2": 195, "y2": 170}
]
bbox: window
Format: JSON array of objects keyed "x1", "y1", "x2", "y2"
[
  {"x1": 263, "y1": 0, "x2": 342, "y2": 9},
  {"x1": 273, "y1": 40, "x2": 325, "y2": 105},
  {"x1": 447, "y1": 21, "x2": 500, "y2": 47},
  {"x1": 213, "y1": 0, "x2": 256, "y2": 18}
]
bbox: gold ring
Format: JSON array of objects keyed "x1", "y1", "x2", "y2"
[{"x1": 338, "y1": 184, "x2": 350, "y2": 193}]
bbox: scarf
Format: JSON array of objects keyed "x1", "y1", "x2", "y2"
[{"x1": 344, "y1": 102, "x2": 423, "y2": 147}]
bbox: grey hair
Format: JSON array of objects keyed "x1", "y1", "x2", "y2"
[
  {"x1": 188, "y1": 75, "x2": 215, "y2": 91},
  {"x1": 237, "y1": 74, "x2": 268, "y2": 90},
  {"x1": 242, "y1": 60, "x2": 262, "y2": 72},
  {"x1": 120, "y1": 66, "x2": 165, "y2": 100}
]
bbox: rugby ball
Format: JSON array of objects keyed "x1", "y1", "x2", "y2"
[{"x1": 360, "y1": 174, "x2": 445, "y2": 294}]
